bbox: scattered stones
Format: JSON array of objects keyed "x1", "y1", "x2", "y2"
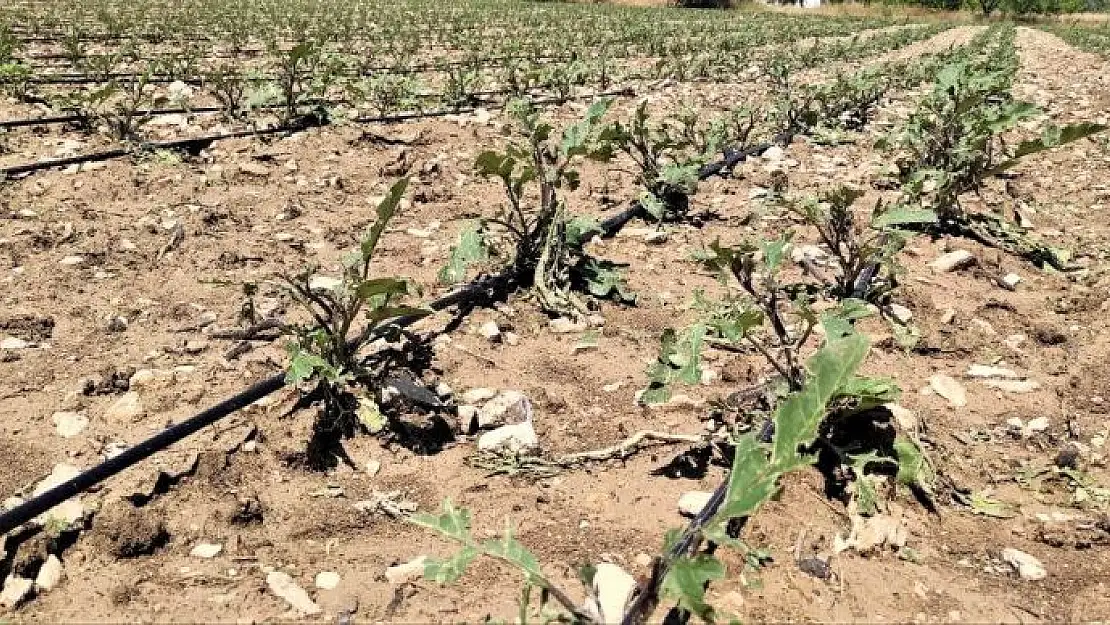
[
  {"x1": 477, "y1": 420, "x2": 539, "y2": 454},
  {"x1": 929, "y1": 374, "x2": 967, "y2": 408},
  {"x1": 190, "y1": 543, "x2": 223, "y2": 559},
  {"x1": 103, "y1": 392, "x2": 144, "y2": 421},
  {"x1": 477, "y1": 321, "x2": 501, "y2": 342},
  {"x1": 314, "y1": 571, "x2": 341, "y2": 590},
  {"x1": 929, "y1": 250, "x2": 975, "y2": 273},
  {"x1": 0, "y1": 575, "x2": 34, "y2": 608},
  {"x1": 266, "y1": 571, "x2": 321, "y2": 615},
  {"x1": 1001, "y1": 548, "x2": 1046, "y2": 581},
  {"x1": 476, "y1": 391, "x2": 531, "y2": 429},
  {"x1": 966, "y1": 365, "x2": 1021, "y2": 379},
  {"x1": 52, "y1": 411, "x2": 89, "y2": 438},
  {"x1": 34, "y1": 555, "x2": 63, "y2": 592},
  {"x1": 677, "y1": 491, "x2": 713, "y2": 517},
  {"x1": 584, "y1": 563, "x2": 637, "y2": 624},
  {"x1": 983, "y1": 379, "x2": 1041, "y2": 394},
  {"x1": 385, "y1": 556, "x2": 427, "y2": 585}
]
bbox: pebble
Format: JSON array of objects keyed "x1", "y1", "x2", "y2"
[
  {"x1": 266, "y1": 571, "x2": 321, "y2": 615},
  {"x1": 314, "y1": 571, "x2": 341, "y2": 590},
  {"x1": 584, "y1": 563, "x2": 637, "y2": 624},
  {"x1": 476, "y1": 391, "x2": 532, "y2": 429},
  {"x1": 1, "y1": 337, "x2": 30, "y2": 350},
  {"x1": 929, "y1": 250, "x2": 975, "y2": 273},
  {"x1": 889, "y1": 304, "x2": 913, "y2": 324},
  {"x1": 190, "y1": 543, "x2": 223, "y2": 559},
  {"x1": 58, "y1": 255, "x2": 85, "y2": 266},
  {"x1": 929, "y1": 374, "x2": 967, "y2": 408},
  {"x1": 52, "y1": 411, "x2": 89, "y2": 438},
  {"x1": 461, "y1": 388, "x2": 498, "y2": 404},
  {"x1": 1001, "y1": 548, "x2": 1046, "y2": 581},
  {"x1": 966, "y1": 365, "x2": 1021, "y2": 379},
  {"x1": 477, "y1": 321, "x2": 501, "y2": 342},
  {"x1": 1000, "y1": 273, "x2": 1022, "y2": 290},
  {"x1": 644, "y1": 230, "x2": 668, "y2": 245},
  {"x1": 477, "y1": 421, "x2": 539, "y2": 454},
  {"x1": 32, "y1": 463, "x2": 84, "y2": 525},
  {"x1": 385, "y1": 556, "x2": 427, "y2": 585},
  {"x1": 0, "y1": 575, "x2": 33, "y2": 608},
  {"x1": 308, "y1": 275, "x2": 341, "y2": 291},
  {"x1": 104, "y1": 392, "x2": 144, "y2": 421},
  {"x1": 1025, "y1": 416, "x2": 1050, "y2": 433},
  {"x1": 762, "y1": 145, "x2": 786, "y2": 161},
  {"x1": 34, "y1": 555, "x2": 63, "y2": 592},
  {"x1": 677, "y1": 491, "x2": 713, "y2": 517},
  {"x1": 549, "y1": 318, "x2": 588, "y2": 334},
  {"x1": 365, "y1": 460, "x2": 381, "y2": 477},
  {"x1": 886, "y1": 403, "x2": 920, "y2": 433}
]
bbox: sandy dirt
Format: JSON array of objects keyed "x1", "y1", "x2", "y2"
[{"x1": 1, "y1": 25, "x2": 1108, "y2": 623}]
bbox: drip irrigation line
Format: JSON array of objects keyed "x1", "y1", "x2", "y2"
[
  {"x1": 0, "y1": 270, "x2": 517, "y2": 538},
  {"x1": 0, "y1": 87, "x2": 636, "y2": 178}
]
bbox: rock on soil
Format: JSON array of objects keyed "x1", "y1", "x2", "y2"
[
  {"x1": 677, "y1": 491, "x2": 713, "y2": 517},
  {"x1": 0, "y1": 575, "x2": 34, "y2": 608},
  {"x1": 34, "y1": 555, "x2": 63, "y2": 592},
  {"x1": 929, "y1": 374, "x2": 967, "y2": 408},
  {"x1": 266, "y1": 571, "x2": 321, "y2": 615},
  {"x1": 314, "y1": 571, "x2": 341, "y2": 590},
  {"x1": 385, "y1": 556, "x2": 427, "y2": 585},
  {"x1": 190, "y1": 543, "x2": 223, "y2": 559},
  {"x1": 1001, "y1": 548, "x2": 1047, "y2": 581},
  {"x1": 51, "y1": 411, "x2": 89, "y2": 438},
  {"x1": 584, "y1": 563, "x2": 637, "y2": 624},
  {"x1": 477, "y1": 421, "x2": 539, "y2": 454},
  {"x1": 32, "y1": 464, "x2": 84, "y2": 525},
  {"x1": 476, "y1": 390, "x2": 532, "y2": 429},
  {"x1": 929, "y1": 250, "x2": 976, "y2": 273},
  {"x1": 103, "y1": 392, "x2": 144, "y2": 421}
]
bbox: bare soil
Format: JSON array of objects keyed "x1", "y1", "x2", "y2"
[{"x1": 1, "y1": 26, "x2": 1108, "y2": 623}]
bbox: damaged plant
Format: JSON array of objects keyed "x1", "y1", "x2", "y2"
[{"x1": 281, "y1": 178, "x2": 431, "y2": 454}]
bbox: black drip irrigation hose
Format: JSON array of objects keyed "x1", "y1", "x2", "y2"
[
  {"x1": 0, "y1": 87, "x2": 636, "y2": 178},
  {"x1": 0, "y1": 271, "x2": 516, "y2": 537}
]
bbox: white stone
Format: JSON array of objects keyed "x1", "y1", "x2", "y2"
[
  {"x1": 1, "y1": 337, "x2": 30, "y2": 350},
  {"x1": 314, "y1": 571, "x2": 341, "y2": 590},
  {"x1": 190, "y1": 543, "x2": 223, "y2": 559},
  {"x1": 477, "y1": 391, "x2": 531, "y2": 429},
  {"x1": 889, "y1": 304, "x2": 913, "y2": 324},
  {"x1": 59, "y1": 255, "x2": 85, "y2": 266},
  {"x1": 266, "y1": 571, "x2": 321, "y2": 615},
  {"x1": 762, "y1": 145, "x2": 786, "y2": 161},
  {"x1": 677, "y1": 491, "x2": 713, "y2": 517},
  {"x1": 644, "y1": 230, "x2": 668, "y2": 245},
  {"x1": 477, "y1": 421, "x2": 539, "y2": 454},
  {"x1": 34, "y1": 555, "x2": 63, "y2": 592},
  {"x1": 1025, "y1": 417, "x2": 1050, "y2": 433},
  {"x1": 1000, "y1": 273, "x2": 1022, "y2": 290},
  {"x1": 461, "y1": 388, "x2": 498, "y2": 404},
  {"x1": 584, "y1": 563, "x2": 637, "y2": 624},
  {"x1": 32, "y1": 464, "x2": 84, "y2": 525},
  {"x1": 0, "y1": 575, "x2": 33, "y2": 608},
  {"x1": 966, "y1": 365, "x2": 1021, "y2": 379},
  {"x1": 1001, "y1": 548, "x2": 1046, "y2": 581},
  {"x1": 385, "y1": 556, "x2": 427, "y2": 584},
  {"x1": 477, "y1": 321, "x2": 501, "y2": 341},
  {"x1": 549, "y1": 318, "x2": 588, "y2": 334},
  {"x1": 52, "y1": 411, "x2": 89, "y2": 438},
  {"x1": 929, "y1": 250, "x2": 975, "y2": 273},
  {"x1": 129, "y1": 368, "x2": 173, "y2": 389},
  {"x1": 929, "y1": 374, "x2": 967, "y2": 408},
  {"x1": 790, "y1": 244, "x2": 827, "y2": 264},
  {"x1": 308, "y1": 275, "x2": 342, "y2": 291},
  {"x1": 887, "y1": 403, "x2": 920, "y2": 433},
  {"x1": 104, "y1": 392, "x2": 143, "y2": 421}
]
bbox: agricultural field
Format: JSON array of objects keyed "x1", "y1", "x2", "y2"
[{"x1": 1, "y1": 0, "x2": 1109, "y2": 622}]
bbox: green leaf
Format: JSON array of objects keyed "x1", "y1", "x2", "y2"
[
  {"x1": 771, "y1": 334, "x2": 870, "y2": 466},
  {"x1": 354, "y1": 277, "x2": 411, "y2": 302},
  {"x1": 362, "y1": 177, "x2": 409, "y2": 261},
  {"x1": 576, "y1": 257, "x2": 635, "y2": 304},
  {"x1": 438, "y1": 223, "x2": 488, "y2": 285},
  {"x1": 714, "y1": 435, "x2": 776, "y2": 521},
  {"x1": 410, "y1": 499, "x2": 473, "y2": 541},
  {"x1": 893, "y1": 436, "x2": 935, "y2": 492},
  {"x1": 564, "y1": 215, "x2": 602, "y2": 248},
  {"x1": 285, "y1": 345, "x2": 333, "y2": 384},
  {"x1": 872, "y1": 207, "x2": 938, "y2": 229},
  {"x1": 424, "y1": 546, "x2": 480, "y2": 584},
  {"x1": 990, "y1": 122, "x2": 1107, "y2": 175},
  {"x1": 366, "y1": 305, "x2": 432, "y2": 327},
  {"x1": 640, "y1": 191, "x2": 666, "y2": 221},
  {"x1": 662, "y1": 554, "x2": 726, "y2": 623},
  {"x1": 965, "y1": 491, "x2": 1014, "y2": 519},
  {"x1": 482, "y1": 522, "x2": 545, "y2": 584}
]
